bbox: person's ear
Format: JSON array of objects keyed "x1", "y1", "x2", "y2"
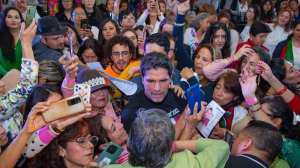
[
  {"x1": 272, "y1": 118, "x2": 282, "y2": 129},
  {"x1": 238, "y1": 138, "x2": 253, "y2": 153},
  {"x1": 58, "y1": 146, "x2": 66, "y2": 158},
  {"x1": 41, "y1": 37, "x2": 46, "y2": 44}
]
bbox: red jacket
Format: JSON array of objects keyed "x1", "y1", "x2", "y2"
[{"x1": 235, "y1": 39, "x2": 269, "y2": 52}]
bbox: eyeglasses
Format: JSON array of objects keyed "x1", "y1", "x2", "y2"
[
  {"x1": 112, "y1": 51, "x2": 130, "y2": 57},
  {"x1": 70, "y1": 136, "x2": 99, "y2": 148}
]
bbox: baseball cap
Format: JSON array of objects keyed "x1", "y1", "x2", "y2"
[{"x1": 76, "y1": 68, "x2": 110, "y2": 93}]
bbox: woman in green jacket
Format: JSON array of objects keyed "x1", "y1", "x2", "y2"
[{"x1": 0, "y1": 7, "x2": 24, "y2": 77}]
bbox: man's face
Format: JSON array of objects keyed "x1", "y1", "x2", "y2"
[
  {"x1": 42, "y1": 34, "x2": 65, "y2": 50},
  {"x1": 231, "y1": 132, "x2": 251, "y2": 156},
  {"x1": 111, "y1": 44, "x2": 131, "y2": 73},
  {"x1": 145, "y1": 43, "x2": 166, "y2": 55},
  {"x1": 15, "y1": 0, "x2": 27, "y2": 12},
  {"x1": 252, "y1": 33, "x2": 268, "y2": 46},
  {"x1": 142, "y1": 67, "x2": 171, "y2": 103}
]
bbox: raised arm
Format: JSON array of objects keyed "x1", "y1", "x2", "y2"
[
  {"x1": 0, "y1": 21, "x2": 38, "y2": 120},
  {"x1": 173, "y1": 0, "x2": 193, "y2": 70}
]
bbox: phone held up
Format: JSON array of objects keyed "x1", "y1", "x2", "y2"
[
  {"x1": 42, "y1": 95, "x2": 85, "y2": 122},
  {"x1": 96, "y1": 143, "x2": 123, "y2": 167}
]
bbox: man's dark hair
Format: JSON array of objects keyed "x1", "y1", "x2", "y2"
[
  {"x1": 243, "y1": 120, "x2": 283, "y2": 163},
  {"x1": 145, "y1": 33, "x2": 170, "y2": 54},
  {"x1": 105, "y1": 35, "x2": 136, "y2": 61},
  {"x1": 128, "y1": 108, "x2": 175, "y2": 168},
  {"x1": 141, "y1": 52, "x2": 173, "y2": 77},
  {"x1": 250, "y1": 21, "x2": 271, "y2": 36}
]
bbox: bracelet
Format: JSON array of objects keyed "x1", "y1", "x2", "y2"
[
  {"x1": 49, "y1": 124, "x2": 64, "y2": 134},
  {"x1": 275, "y1": 86, "x2": 288, "y2": 95},
  {"x1": 249, "y1": 103, "x2": 261, "y2": 112}
]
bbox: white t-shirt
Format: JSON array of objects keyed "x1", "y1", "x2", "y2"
[
  {"x1": 264, "y1": 24, "x2": 291, "y2": 55},
  {"x1": 292, "y1": 46, "x2": 300, "y2": 69},
  {"x1": 240, "y1": 25, "x2": 250, "y2": 42},
  {"x1": 230, "y1": 29, "x2": 240, "y2": 54}
]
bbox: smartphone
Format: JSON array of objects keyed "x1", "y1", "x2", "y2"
[
  {"x1": 97, "y1": 143, "x2": 123, "y2": 167},
  {"x1": 86, "y1": 62, "x2": 104, "y2": 71},
  {"x1": 81, "y1": 19, "x2": 91, "y2": 29},
  {"x1": 42, "y1": 95, "x2": 85, "y2": 122},
  {"x1": 25, "y1": 6, "x2": 37, "y2": 27},
  {"x1": 185, "y1": 85, "x2": 206, "y2": 114}
]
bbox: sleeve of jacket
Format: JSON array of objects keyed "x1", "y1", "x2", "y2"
[
  {"x1": 194, "y1": 139, "x2": 230, "y2": 168},
  {"x1": 272, "y1": 40, "x2": 287, "y2": 59},
  {"x1": 173, "y1": 14, "x2": 193, "y2": 70}
]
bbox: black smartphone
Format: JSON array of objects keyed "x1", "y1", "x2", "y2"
[{"x1": 81, "y1": 19, "x2": 91, "y2": 29}]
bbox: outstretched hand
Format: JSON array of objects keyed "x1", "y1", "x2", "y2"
[
  {"x1": 239, "y1": 69, "x2": 257, "y2": 99},
  {"x1": 21, "y1": 20, "x2": 37, "y2": 45},
  {"x1": 185, "y1": 102, "x2": 207, "y2": 128},
  {"x1": 232, "y1": 45, "x2": 254, "y2": 61},
  {"x1": 23, "y1": 101, "x2": 50, "y2": 134},
  {"x1": 256, "y1": 61, "x2": 274, "y2": 82},
  {"x1": 59, "y1": 55, "x2": 79, "y2": 79},
  {"x1": 177, "y1": 0, "x2": 190, "y2": 15},
  {"x1": 170, "y1": 84, "x2": 185, "y2": 99}
]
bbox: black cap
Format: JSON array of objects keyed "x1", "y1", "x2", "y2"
[
  {"x1": 250, "y1": 21, "x2": 271, "y2": 36},
  {"x1": 37, "y1": 16, "x2": 67, "y2": 36}
]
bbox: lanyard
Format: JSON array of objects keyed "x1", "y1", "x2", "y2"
[{"x1": 239, "y1": 155, "x2": 268, "y2": 168}]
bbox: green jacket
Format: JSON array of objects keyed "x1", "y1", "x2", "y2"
[
  {"x1": 0, "y1": 40, "x2": 22, "y2": 77},
  {"x1": 282, "y1": 138, "x2": 300, "y2": 168},
  {"x1": 105, "y1": 139, "x2": 230, "y2": 168}
]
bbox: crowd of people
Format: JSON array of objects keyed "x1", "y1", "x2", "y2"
[{"x1": 0, "y1": 0, "x2": 300, "y2": 168}]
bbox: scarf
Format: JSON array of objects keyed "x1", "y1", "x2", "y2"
[{"x1": 281, "y1": 38, "x2": 294, "y2": 64}]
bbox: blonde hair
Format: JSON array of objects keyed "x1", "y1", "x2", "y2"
[{"x1": 273, "y1": 8, "x2": 292, "y2": 32}]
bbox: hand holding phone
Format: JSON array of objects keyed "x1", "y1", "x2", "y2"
[
  {"x1": 96, "y1": 143, "x2": 123, "y2": 167},
  {"x1": 185, "y1": 85, "x2": 206, "y2": 114},
  {"x1": 81, "y1": 19, "x2": 91, "y2": 30}
]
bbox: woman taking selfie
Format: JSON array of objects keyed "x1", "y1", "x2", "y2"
[
  {"x1": 29, "y1": 120, "x2": 99, "y2": 168},
  {"x1": 0, "y1": 7, "x2": 24, "y2": 77}
]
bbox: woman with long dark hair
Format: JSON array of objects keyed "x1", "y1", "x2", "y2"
[
  {"x1": 55, "y1": 0, "x2": 76, "y2": 25},
  {"x1": 201, "y1": 22, "x2": 231, "y2": 59},
  {"x1": 260, "y1": 0, "x2": 275, "y2": 23},
  {"x1": 0, "y1": 7, "x2": 24, "y2": 77},
  {"x1": 240, "y1": 4, "x2": 261, "y2": 41}
]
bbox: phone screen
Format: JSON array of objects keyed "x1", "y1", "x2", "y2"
[
  {"x1": 106, "y1": 145, "x2": 118, "y2": 154},
  {"x1": 81, "y1": 19, "x2": 91, "y2": 29}
]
